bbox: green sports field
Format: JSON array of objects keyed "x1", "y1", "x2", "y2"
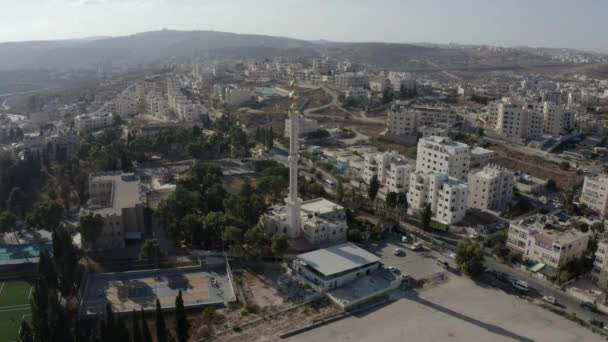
[{"x1": 0, "y1": 280, "x2": 32, "y2": 342}]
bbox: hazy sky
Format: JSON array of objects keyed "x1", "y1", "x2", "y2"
[{"x1": 1, "y1": 0, "x2": 606, "y2": 52}]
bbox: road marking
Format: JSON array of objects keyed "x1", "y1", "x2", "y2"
[
  {"x1": 0, "y1": 303, "x2": 30, "y2": 309},
  {"x1": 0, "y1": 282, "x2": 5, "y2": 297},
  {"x1": 0, "y1": 306, "x2": 31, "y2": 313},
  {"x1": 28, "y1": 286, "x2": 32, "y2": 300}
]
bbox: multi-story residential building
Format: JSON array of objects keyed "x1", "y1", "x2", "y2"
[
  {"x1": 416, "y1": 136, "x2": 470, "y2": 181},
  {"x1": 75, "y1": 113, "x2": 114, "y2": 133},
  {"x1": 542, "y1": 102, "x2": 576, "y2": 137},
  {"x1": 386, "y1": 102, "x2": 457, "y2": 137},
  {"x1": 146, "y1": 92, "x2": 169, "y2": 118},
  {"x1": 469, "y1": 147, "x2": 496, "y2": 169},
  {"x1": 115, "y1": 95, "x2": 139, "y2": 118},
  {"x1": 224, "y1": 87, "x2": 252, "y2": 106},
  {"x1": 592, "y1": 240, "x2": 608, "y2": 289},
  {"x1": 344, "y1": 87, "x2": 370, "y2": 102},
  {"x1": 83, "y1": 172, "x2": 146, "y2": 250},
  {"x1": 507, "y1": 215, "x2": 589, "y2": 271},
  {"x1": 407, "y1": 171, "x2": 468, "y2": 224},
  {"x1": 284, "y1": 116, "x2": 319, "y2": 138},
  {"x1": 580, "y1": 174, "x2": 608, "y2": 217},
  {"x1": 419, "y1": 125, "x2": 449, "y2": 138},
  {"x1": 362, "y1": 151, "x2": 414, "y2": 193},
  {"x1": 467, "y1": 164, "x2": 514, "y2": 212},
  {"x1": 387, "y1": 72, "x2": 416, "y2": 92},
  {"x1": 334, "y1": 72, "x2": 368, "y2": 90}
]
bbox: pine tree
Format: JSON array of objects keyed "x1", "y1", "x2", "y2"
[
  {"x1": 18, "y1": 320, "x2": 34, "y2": 342},
  {"x1": 132, "y1": 309, "x2": 142, "y2": 342},
  {"x1": 141, "y1": 309, "x2": 153, "y2": 342},
  {"x1": 174, "y1": 290, "x2": 190, "y2": 342},
  {"x1": 155, "y1": 299, "x2": 168, "y2": 342},
  {"x1": 30, "y1": 277, "x2": 49, "y2": 341}
]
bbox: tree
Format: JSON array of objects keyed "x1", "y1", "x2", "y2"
[
  {"x1": 141, "y1": 309, "x2": 153, "y2": 342},
  {"x1": 475, "y1": 127, "x2": 485, "y2": 138},
  {"x1": 139, "y1": 239, "x2": 163, "y2": 261},
  {"x1": 386, "y1": 192, "x2": 398, "y2": 209},
  {"x1": 271, "y1": 233, "x2": 289, "y2": 256},
  {"x1": 26, "y1": 200, "x2": 64, "y2": 230},
  {"x1": 455, "y1": 239, "x2": 485, "y2": 277},
  {"x1": 18, "y1": 320, "x2": 34, "y2": 342},
  {"x1": 335, "y1": 181, "x2": 345, "y2": 202},
  {"x1": 571, "y1": 220, "x2": 589, "y2": 233},
  {"x1": 0, "y1": 211, "x2": 17, "y2": 234},
  {"x1": 397, "y1": 191, "x2": 408, "y2": 217},
  {"x1": 546, "y1": 179, "x2": 558, "y2": 192},
  {"x1": 591, "y1": 221, "x2": 605, "y2": 233},
  {"x1": 368, "y1": 175, "x2": 380, "y2": 202},
  {"x1": 6, "y1": 187, "x2": 27, "y2": 218},
  {"x1": 79, "y1": 212, "x2": 104, "y2": 249},
  {"x1": 421, "y1": 203, "x2": 432, "y2": 231},
  {"x1": 30, "y1": 276, "x2": 50, "y2": 342},
  {"x1": 155, "y1": 299, "x2": 168, "y2": 342},
  {"x1": 174, "y1": 290, "x2": 190, "y2": 342},
  {"x1": 132, "y1": 309, "x2": 142, "y2": 342},
  {"x1": 52, "y1": 225, "x2": 79, "y2": 298}
]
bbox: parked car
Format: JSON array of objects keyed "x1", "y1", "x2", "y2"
[
  {"x1": 401, "y1": 235, "x2": 409, "y2": 243},
  {"x1": 511, "y1": 280, "x2": 530, "y2": 292},
  {"x1": 449, "y1": 253, "x2": 457, "y2": 260},
  {"x1": 409, "y1": 242, "x2": 423, "y2": 251},
  {"x1": 581, "y1": 302, "x2": 598, "y2": 312},
  {"x1": 542, "y1": 296, "x2": 557, "y2": 305},
  {"x1": 590, "y1": 319, "x2": 604, "y2": 328},
  {"x1": 393, "y1": 248, "x2": 405, "y2": 256},
  {"x1": 387, "y1": 266, "x2": 398, "y2": 273}
]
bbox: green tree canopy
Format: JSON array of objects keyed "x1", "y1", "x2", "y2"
[{"x1": 455, "y1": 239, "x2": 485, "y2": 277}]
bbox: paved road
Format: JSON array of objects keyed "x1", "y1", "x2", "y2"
[{"x1": 485, "y1": 257, "x2": 606, "y2": 323}]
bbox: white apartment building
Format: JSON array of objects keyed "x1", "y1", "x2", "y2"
[
  {"x1": 507, "y1": 215, "x2": 589, "y2": 270},
  {"x1": 386, "y1": 102, "x2": 457, "y2": 137},
  {"x1": 467, "y1": 164, "x2": 514, "y2": 212},
  {"x1": 542, "y1": 102, "x2": 576, "y2": 137},
  {"x1": 75, "y1": 113, "x2": 114, "y2": 133},
  {"x1": 469, "y1": 147, "x2": 496, "y2": 169},
  {"x1": 115, "y1": 95, "x2": 139, "y2": 118},
  {"x1": 284, "y1": 116, "x2": 319, "y2": 138},
  {"x1": 408, "y1": 171, "x2": 468, "y2": 225},
  {"x1": 416, "y1": 136, "x2": 470, "y2": 181},
  {"x1": 362, "y1": 151, "x2": 414, "y2": 193},
  {"x1": 486, "y1": 98, "x2": 575, "y2": 140},
  {"x1": 592, "y1": 240, "x2": 608, "y2": 289},
  {"x1": 387, "y1": 72, "x2": 416, "y2": 92},
  {"x1": 146, "y1": 92, "x2": 169, "y2": 118},
  {"x1": 334, "y1": 72, "x2": 368, "y2": 90},
  {"x1": 419, "y1": 125, "x2": 449, "y2": 138},
  {"x1": 580, "y1": 174, "x2": 608, "y2": 217},
  {"x1": 83, "y1": 172, "x2": 146, "y2": 250}
]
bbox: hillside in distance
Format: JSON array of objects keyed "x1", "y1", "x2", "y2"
[{"x1": 0, "y1": 29, "x2": 574, "y2": 72}]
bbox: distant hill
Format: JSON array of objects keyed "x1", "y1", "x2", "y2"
[{"x1": 0, "y1": 29, "x2": 578, "y2": 72}]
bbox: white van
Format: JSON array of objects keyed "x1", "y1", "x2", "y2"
[{"x1": 323, "y1": 178, "x2": 336, "y2": 188}]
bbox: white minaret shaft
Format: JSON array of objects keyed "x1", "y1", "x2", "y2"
[{"x1": 285, "y1": 74, "x2": 301, "y2": 238}]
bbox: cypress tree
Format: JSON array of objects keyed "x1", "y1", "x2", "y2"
[
  {"x1": 132, "y1": 309, "x2": 142, "y2": 342},
  {"x1": 18, "y1": 320, "x2": 34, "y2": 342},
  {"x1": 174, "y1": 290, "x2": 190, "y2": 342},
  {"x1": 141, "y1": 309, "x2": 153, "y2": 342},
  {"x1": 155, "y1": 299, "x2": 167, "y2": 342},
  {"x1": 30, "y1": 277, "x2": 49, "y2": 341}
]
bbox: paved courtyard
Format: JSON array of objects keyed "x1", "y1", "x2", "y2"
[{"x1": 288, "y1": 276, "x2": 603, "y2": 342}]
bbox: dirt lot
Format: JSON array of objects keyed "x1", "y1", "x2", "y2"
[
  {"x1": 491, "y1": 144, "x2": 582, "y2": 190},
  {"x1": 190, "y1": 265, "x2": 341, "y2": 342}
]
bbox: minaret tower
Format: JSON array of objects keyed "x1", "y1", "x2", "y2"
[{"x1": 285, "y1": 72, "x2": 302, "y2": 238}]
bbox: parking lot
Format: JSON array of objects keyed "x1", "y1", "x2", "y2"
[{"x1": 366, "y1": 234, "x2": 444, "y2": 280}]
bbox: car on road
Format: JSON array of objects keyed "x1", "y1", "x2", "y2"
[
  {"x1": 542, "y1": 295, "x2": 557, "y2": 305},
  {"x1": 449, "y1": 253, "x2": 456, "y2": 259},
  {"x1": 511, "y1": 280, "x2": 530, "y2": 292},
  {"x1": 590, "y1": 319, "x2": 604, "y2": 328},
  {"x1": 409, "y1": 242, "x2": 423, "y2": 251},
  {"x1": 393, "y1": 248, "x2": 405, "y2": 256},
  {"x1": 387, "y1": 266, "x2": 398, "y2": 274},
  {"x1": 581, "y1": 302, "x2": 598, "y2": 312},
  {"x1": 401, "y1": 235, "x2": 409, "y2": 243}
]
